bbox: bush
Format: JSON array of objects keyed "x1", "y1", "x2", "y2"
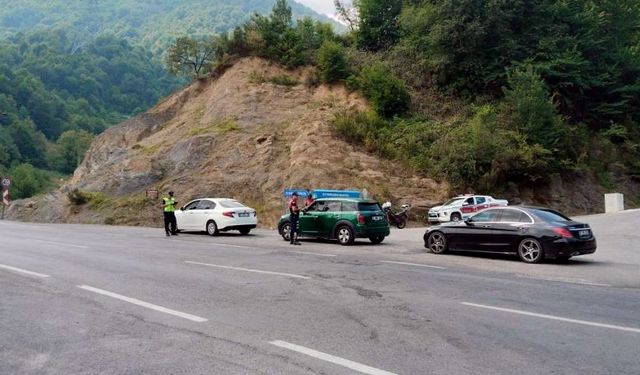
[
  {"x1": 317, "y1": 40, "x2": 349, "y2": 83},
  {"x1": 8, "y1": 163, "x2": 51, "y2": 199},
  {"x1": 331, "y1": 110, "x2": 388, "y2": 152},
  {"x1": 352, "y1": 63, "x2": 410, "y2": 118},
  {"x1": 52, "y1": 130, "x2": 94, "y2": 174}
]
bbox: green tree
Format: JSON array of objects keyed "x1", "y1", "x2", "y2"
[
  {"x1": 499, "y1": 66, "x2": 565, "y2": 151},
  {"x1": 356, "y1": 0, "x2": 402, "y2": 51},
  {"x1": 317, "y1": 40, "x2": 349, "y2": 83},
  {"x1": 8, "y1": 163, "x2": 50, "y2": 199},
  {"x1": 353, "y1": 63, "x2": 410, "y2": 118},
  {"x1": 166, "y1": 36, "x2": 217, "y2": 79},
  {"x1": 52, "y1": 130, "x2": 95, "y2": 174}
]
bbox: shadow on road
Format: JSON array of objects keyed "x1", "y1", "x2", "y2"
[{"x1": 429, "y1": 250, "x2": 602, "y2": 266}]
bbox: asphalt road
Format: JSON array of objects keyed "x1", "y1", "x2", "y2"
[{"x1": 1, "y1": 210, "x2": 639, "y2": 375}]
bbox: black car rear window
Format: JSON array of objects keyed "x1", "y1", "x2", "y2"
[
  {"x1": 531, "y1": 209, "x2": 571, "y2": 222},
  {"x1": 358, "y1": 202, "x2": 381, "y2": 212}
]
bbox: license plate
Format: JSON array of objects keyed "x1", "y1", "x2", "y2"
[
  {"x1": 238, "y1": 213, "x2": 250, "y2": 218},
  {"x1": 579, "y1": 229, "x2": 590, "y2": 237},
  {"x1": 372, "y1": 216, "x2": 383, "y2": 221}
]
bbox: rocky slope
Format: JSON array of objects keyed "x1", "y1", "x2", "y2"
[{"x1": 9, "y1": 58, "x2": 447, "y2": 227}]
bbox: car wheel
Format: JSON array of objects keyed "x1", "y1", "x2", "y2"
[
  {"x1": 450, "y1": 213, "x2": 462, "y2": 222},
  {"x1": 281, "y1": 222, "x2": 292, "y2": 241},
  {"x1": 239, "y1": 228, "x2": 251, "y2": 235},
  {"x1": 206, "y1": 220, "x2": 218, "y2": 236},
  {"x1": 426, "y1": 231, "x2": 447, "y2": 254},
  {"x1": 518, "y1": 238, "x2": 544, "y2": 263},
  {"x1": 336, "y1": 225, "x2": 354, "y2": 246},
  {"x1": 369, "y1": 236, "x2": 385, "y2": 244}
]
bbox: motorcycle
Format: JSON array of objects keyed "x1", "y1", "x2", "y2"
[{"x1": 382, "y1": 202, "x2": 411, "y2": 229}]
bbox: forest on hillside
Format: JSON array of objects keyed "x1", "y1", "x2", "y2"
[
  {"x1": 0, "y1": 0, "x2": 338, "y2": 56},
  {"x1": 178, "y1": 0, "x2": 639, "y2": 198},
  {"x1": 0, "y1": 0, "x2": 337, "y2": 200},
  {"x1": 0, "y1": 30, "x2": 180, "y2": 198}
]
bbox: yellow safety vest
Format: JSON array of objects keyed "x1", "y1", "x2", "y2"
[{"x1": 163, "y1": 197, "x2": 176, "y2": 213}]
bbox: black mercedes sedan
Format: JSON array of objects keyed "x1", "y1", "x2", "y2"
[{"x1": 423, "y1": 206, "x2": 596, "y2": 263}]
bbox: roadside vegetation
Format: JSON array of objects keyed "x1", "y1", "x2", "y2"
[
  {"x1": 166, "y1": 0, "x2": 640, "y2": 196},
  {"x1": 0, "y1": 30, "x2": 181, "y2": 199}
]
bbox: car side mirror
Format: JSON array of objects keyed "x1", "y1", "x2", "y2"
[
  {"x1": 462, "y1": 202, "x2": 470, "y2": 206},
  {"x1": 464, "y1": 217, "x2": 473, "y2": 225},
  {"x1": 180, "y1": 207, "x2": 185, "y2": 211}
]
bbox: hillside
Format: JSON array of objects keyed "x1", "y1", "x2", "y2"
[
  {"x1": 7, "y1": 58, "x2": 447, "y2": 227},
  {"x1": 0, "y1": 0, "x2": 340, "y2": 55}
]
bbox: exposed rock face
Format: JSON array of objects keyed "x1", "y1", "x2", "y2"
[{"x1": 9, "y1": 58, "x2": 448, "y2": 227}]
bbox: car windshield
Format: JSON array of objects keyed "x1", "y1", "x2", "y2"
[
  {"x1": 443, "y1": 198, "x2": 464, "y2": 206},
  {"x1": 531, "y1": 209, "x2": 571, "y2": 222},
  {"x1": 358, "y1": 202, "x2": 382, "y2": 212},
  {"x1": 218, "y1": 200, "x2": 245, "y2": 209}
]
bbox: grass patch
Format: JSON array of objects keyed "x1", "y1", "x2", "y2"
[
  {"x1": 67, "y1": 189, "x2": 109, "y2": 209},
  {"x1": 189, "y1": 118, "x2": 241, "y2": 136},
  {"x1": 249, "y1": 71, "x2": 298, "y2": 86}
]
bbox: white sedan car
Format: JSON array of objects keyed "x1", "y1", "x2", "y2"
[{"x1": 175, "y1": 198, "x2": 257, "y2": 236}]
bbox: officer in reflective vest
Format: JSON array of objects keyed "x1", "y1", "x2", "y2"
[{"x1": 162, "y1": 191, "x2": 178, "y2": 237}]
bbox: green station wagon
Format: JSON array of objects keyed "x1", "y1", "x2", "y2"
[{"x1": 277, "y1": 198, "x2": 390, "y2": 245}]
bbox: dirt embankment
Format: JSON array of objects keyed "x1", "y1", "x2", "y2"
[{"x1": 9, "y1": 58, "x2": 448, "y2": 228}]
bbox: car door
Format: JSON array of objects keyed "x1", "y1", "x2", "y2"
[
  {"x1": 490, "y1": 209, "x2": 533, "y2": 252},
  {"x1": 178, "y1": 200, "x2": 200, "y2": 230},
  {"x1": 299, "y1": 200, "x2": 322, "y2": 236},
  {"x1": 450, "y1": 209, "x2": 499, "y2": 251},
  {"x1": 195, "y1": 200, "x2": 216, "y2": 231},
  {"x1": 316, "y1": 200, "x2": 342, "y2": 235},
  {"x1": 459, "y1": 196, "x2": 477, "y2": 218}
]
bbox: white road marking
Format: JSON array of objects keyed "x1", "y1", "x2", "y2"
[
  {"x1": 270, "y1": 340, "x2": 398, "y2": 375},
  {"x1": 517, "y1": 275, "x2": 611, "y2": 287},
  {"x1": 26, "y1": 238, "x2": 89, "y2": 249},
  {"x1": 380, "y1": 260, "x2": 446, "y2": 270},
  {"x1": 288, "y1": 251, "x2": 337, "y2": 257},
  {"x1": 462, "y1": 302, "x2": 640, "y2": 334},
  {"x1": 185, "y1": 261, "x2": 310, "y2": 279},
  {"x1": 78, "y1": 285, "x2": 208, "y2": 323},
  {"x1": 0, "y1": 263, "x2": 51, "y2": 278},
  {"x1": 215, "y1": 243, "x2": 253, "y2": 249}
]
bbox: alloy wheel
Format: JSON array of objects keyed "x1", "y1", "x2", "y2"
[
  {"x1": 337, "y1": 226, "x2": 352, "y2": 245},
  {"x1": 207, "y1": 221, "x2": 218, "y2": 236},
  {"x1": 428, "y1": 232, "x2": 447, "y2": 254},
  {"x1": 519, "y1": 238, "x2": 543, "y2": 263},
  {"x1": 281, "y1": 223, "x2": 291, "y2": 241}
]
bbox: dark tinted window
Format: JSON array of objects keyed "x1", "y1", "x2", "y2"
[
  {"x1": 531, "y1": 209, "x2": 571, "y2": 223},
  {"x1": 342, "y1": 202, "x2": 357, "y2": 211},
  {"x1": 326, "y1": 201, "x2": 342, "y2": 212},
  {"x1": 184, "y1": 201, "x2": 199, "y2": 210},
  {"x1": 358, "y1": 202, "x2": 382, "y2": 212},
  {"x1": 197, "y1": 200, "x2": 216, "y2": 210},
  {"x1": 464, "y1": 197, "x2": 474, "y2": 205},
  {"x1": 498, "y1": 209, "x2": 530, "y2": 223},
  {"x1": 471, "y1": 210, "x2": 499, "y2": 222}
]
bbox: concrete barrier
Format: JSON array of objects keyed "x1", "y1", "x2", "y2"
[{"x1": 605, "y1": 193, "x2": 624, "y2": 213}]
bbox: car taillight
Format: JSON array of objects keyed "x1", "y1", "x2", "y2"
[
  {"x1": 357, "y1": 213, "x2": 365, "y2": 225},
  {"x1": 223, "y1": 211, "x2": 235, "y2": 218},
  {"x1": 553, "y1": 227, "x2": 573, "y2": 238}
]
